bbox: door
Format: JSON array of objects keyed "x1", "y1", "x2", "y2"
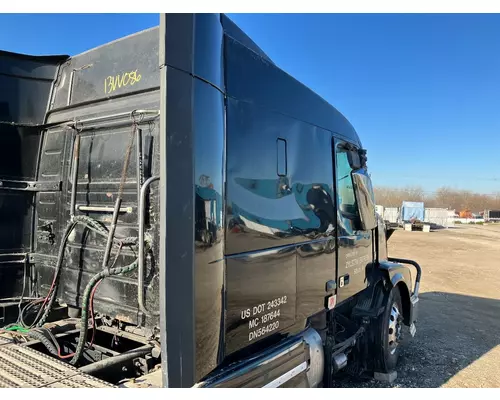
[{"x1": 333, "y1": 140, "x2": 374, "y2": 304}]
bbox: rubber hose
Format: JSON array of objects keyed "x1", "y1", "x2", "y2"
[
  {"x1": 78, "y1": 345, "x2": 152, "y2": 374},
  {"x1": 34, "y1": 220, "x2": 77, "y2": 328},
  {"x1": 35, "y1": 217, "x2": 137, "y2": 328},
  {"x1": 35, "y1": 217, "x2": 103, "y2": 328},
  {"x1": 69, "y1": 260, "x2": 138, "y2": 365},
  {"x1": 27, "y1": 329, "x2": 58, "y2": 356}
]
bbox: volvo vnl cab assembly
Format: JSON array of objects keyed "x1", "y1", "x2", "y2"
[{"x1": 0, "y1": 13, "x2": 421, "y2": 388}]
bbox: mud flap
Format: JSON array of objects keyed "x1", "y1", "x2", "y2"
[
  {"x1": 409, "y1": 294, "x2": 419, "y2": 337},
  {"x1": 409, "y1": 323, "x2": 417, "y2": 337}
]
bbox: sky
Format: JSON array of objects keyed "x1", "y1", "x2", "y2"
[{"x1": 1, "y1": 13, "x2": 499, "y2": 194}]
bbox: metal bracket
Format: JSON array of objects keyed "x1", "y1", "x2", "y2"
[
  {"x1": 0, "y1": 180, "x2": 62, "y2": 192},
  {"x1": 68, "y1": 110, "x2": 160, "y2": 132},
  {"x1": 26, "y1": 253, "x2": 57, "y2": 266},
  {"x1": 0, "y1": 253, "x2": 38, "y2": 266},
  {"x1": 0, "y1": 253, "x2": 29, "y2": 265},
  {"x1": 76, "y1": 205, "x2": 133, "y2": 214},
  {"x1": 27, "y1": 253, "x2": 36, "y2": 264}
]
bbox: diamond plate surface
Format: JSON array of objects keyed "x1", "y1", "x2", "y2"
[
  {"x1": 0, "y1": 336, "x2": 13, "y2": 346},
  {"x1": 45, "y1": 374, "x2": 116, "y2": 388},
  {"x1": 0, "y1": 342, "x2": 115, "y2": 388}
]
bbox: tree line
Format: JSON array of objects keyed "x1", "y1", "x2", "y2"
[{"x1": 374, "y1": 186, "x2": 500, "y2": 212}]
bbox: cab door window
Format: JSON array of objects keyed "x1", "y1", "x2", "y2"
[{"x1": 335, "y1": 145, "x2": 360, "y2": 234}]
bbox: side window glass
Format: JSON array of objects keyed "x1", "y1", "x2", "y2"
[{"x1": 336, "y1": 145, "x2": 360, "y2": 233}]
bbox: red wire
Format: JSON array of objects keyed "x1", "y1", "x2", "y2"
[
  {"x1": 30, "y1": 298, "x2": 46, "y2": 307},
  {"x1": 88, "y1": 242, "x2": 120, "y2": 348},
  {"x1": 58, "y1": 348, "x2": 75, "y2": 359},
  {"x1": 55, "y1": 279, "x2": 102, "y2": 360},
  {"x1": 37, "y1": 274, "x2": 58, "y2": 315},
  {"x1": 29, "y1": 271, "x2": 75, "y2": 359}
]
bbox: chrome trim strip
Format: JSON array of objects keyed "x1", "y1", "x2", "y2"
[{"x1": 262, "y1": 361, "x2": 308, "y2": 388}]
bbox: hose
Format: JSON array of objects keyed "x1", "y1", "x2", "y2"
[
  {"x1": 3, "y1": 325, "x2": 73, "y2": 360},
  {"x1": 29, "y1": 216, "x2": 137, "y2": 329},
  {"x1": 33, "y1": 220, "x2": 78, "y2": 328},
  {"x1": 26, "y1": 329, "x2": 58, "y2": 356},
  {"x1": 70, "y1": 259, "x2": 138, "y2": 365},
  {"x1": 78, "y1": 345, "x2": 152, "y2": 374}
]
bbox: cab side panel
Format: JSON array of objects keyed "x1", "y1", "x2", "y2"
[{"x1": 224, "y1": 35, "x2": 337, "y2": 358}]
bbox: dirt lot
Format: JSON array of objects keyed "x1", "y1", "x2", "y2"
[{"x1": 338, "y1": 223, "x2": 500, "y2": 388}]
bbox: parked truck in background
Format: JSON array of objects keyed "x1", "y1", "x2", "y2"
[
  {"x1": 0, "y1": 14, "x2": 421, "y2": 388},
  {"x1": 399, "y1": 201, "x2": 431, "y2": 232}
]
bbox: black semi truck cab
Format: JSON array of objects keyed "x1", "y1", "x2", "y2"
[{"x1": 0, "y1": 13, "x2": 420, "y2": 388}]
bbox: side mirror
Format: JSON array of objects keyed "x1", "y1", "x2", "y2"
[
  {"x1": 346, "y1": 148, "x2": 368, "y2": 170},
  {"x1": 351, "y1": 171, "x2": 377, "y2": 231},
  {"x1": 347, "y1": 150, "x2": 362, "y2": 170}
]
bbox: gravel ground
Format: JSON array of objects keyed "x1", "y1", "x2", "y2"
[{"x1": 337, "y1": 224, "x2": 500, "y2": 388}]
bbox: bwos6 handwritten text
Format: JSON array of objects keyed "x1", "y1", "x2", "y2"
[{"x1": 104, "y1": 70, "x2": 142, "y2": 94}]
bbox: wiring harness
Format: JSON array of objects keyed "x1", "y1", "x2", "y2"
[
  {"x1": 2, "y1": 216, "x2": 139, "y2": 364},
  {"x1": 27, "y1": 216, "x2": 137, "y2": 329}
]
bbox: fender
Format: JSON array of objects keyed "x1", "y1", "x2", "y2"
[
  {"x1": 377, "y1": 260, "x2": 414, "y2": 325},
  {"x1": 378, "y1": 260, "x2": 412, "y2": 293},
  {"x1": 357, "y1": 260, "x2": 420, "y2": 327}
]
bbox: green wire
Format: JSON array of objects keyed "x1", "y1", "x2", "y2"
[{"x1": 4, "y1": 325, "x2": 30, "y2": 333}]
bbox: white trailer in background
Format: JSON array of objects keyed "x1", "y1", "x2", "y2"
[
  {"x1": 484, "y1": 210, "x2": 500, "y2": 222},
  {"x1": 377, "y1": 205, "x2": 453, "y2": 230},
  {"x1": 424, "y1": 208, "x2": 453, "y2": 228},
  {"x1": 382, "y1": 207, "x2": 399, "y2": 224}
]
